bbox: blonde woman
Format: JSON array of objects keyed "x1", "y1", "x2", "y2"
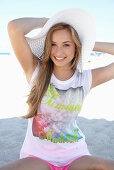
[{"x1": 1, "y1": 8, "x2": 114, "y2": 170}]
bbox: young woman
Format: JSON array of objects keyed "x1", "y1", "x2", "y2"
[{"x1": 1, "y1": 8, "x2": 114, "y2": 170}]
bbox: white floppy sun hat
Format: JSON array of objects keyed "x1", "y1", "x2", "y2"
[{"x1": 25, "y1": 8, "x2": 96, "y2": 72}]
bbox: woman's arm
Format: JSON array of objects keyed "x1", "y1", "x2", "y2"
[
  {"x1": 7, "y1": 17, "x2": 49, "y2": 78},
  {"x1": 91, "y1": 63, "x2": 114, "y2": 89},
  {"x1": 8, "y1": 17, "x2": 49, "y2": 35},
  {"x1": 91, "y1": 42, "x2": 114, "y2": 89},
  {"x1": 93, "y1": 42, "x2": 114, "y2": 55}
]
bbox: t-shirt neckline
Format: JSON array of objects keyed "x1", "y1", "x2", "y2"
[{"x1": 52, "y1": 70, "x2": 77, "y2": 84}]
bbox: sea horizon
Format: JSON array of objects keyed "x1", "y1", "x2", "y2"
[
  {"x1": 0, "y1": 52, "x2": 10, "y2": 55},
  {"x1": 0, "y1": 52, "x2": 103, "y2": 56}
]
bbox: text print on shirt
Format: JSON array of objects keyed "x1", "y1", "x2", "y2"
[{"x1": 32, "y1": 83, "x2": 84, "y2": 143}]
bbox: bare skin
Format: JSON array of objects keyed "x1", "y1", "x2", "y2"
[
  {"x1": 67, "y1": 155, "x2": 114, "y2": 170},
  {"x1": 50, "y1": 29, "x2": 76, "y2": 81},
  {"x1": 0, "y1": 155, "x2": 114, "y2": 170},
  {"x1": 0, "y1": 157, "x2": 50, "y2": 170}
]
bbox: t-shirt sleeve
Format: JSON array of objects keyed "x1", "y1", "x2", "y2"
[
  {"x1": 29, "y1": 62, "x2": 40, "y2": 88},
  {"x1": 82, "y1": 69, "x2": 92, "y2": 96}
]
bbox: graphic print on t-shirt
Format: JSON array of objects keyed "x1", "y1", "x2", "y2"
[{"x1": 32, "y1": 83, "x2": 84, "y2": 143}]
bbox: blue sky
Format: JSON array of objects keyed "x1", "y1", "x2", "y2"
[{"x1": 0, "y1": 0, "x2": 114, "y2": 51}]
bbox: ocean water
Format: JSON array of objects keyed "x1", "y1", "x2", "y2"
[{"x1": 0, "y1": 52, "x2": 114, "y2": 120}]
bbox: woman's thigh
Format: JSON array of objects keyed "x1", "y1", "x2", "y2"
[
  {"x1": 0, "y1": 157, "x2": 51, "y2": 170},
  {"x1": 67, "y1": 155, "x2": 114, "y2": 170}
]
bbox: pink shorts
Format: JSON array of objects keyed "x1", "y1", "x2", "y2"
[{"x1": 28, "y1": 154, "x2": 87, "y2": 170}]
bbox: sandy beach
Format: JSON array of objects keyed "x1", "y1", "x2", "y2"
[{"x1": 0, "y1": 53, "x2": 114, "y2": 166}]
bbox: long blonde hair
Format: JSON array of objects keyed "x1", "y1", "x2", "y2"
[{"x1": 20, "y1": 23, "x2": 82, "y2": 119}]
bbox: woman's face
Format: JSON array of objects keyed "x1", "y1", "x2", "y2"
[{"x1": 50, "y1": 29, "x2": 76, "y2": 68}]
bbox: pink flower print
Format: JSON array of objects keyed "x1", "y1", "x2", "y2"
[{"x1": 32, "y1": 114, "x2": 47, "y2": 138}]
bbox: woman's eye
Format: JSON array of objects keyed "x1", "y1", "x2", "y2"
[
  {"x1": 64, "y1": 44, "x2": 70, "y2": 47},
  {"x1": 51, "y1": 44, "x2": 70, "y2": 47},
  {"x1": 51, "y1": 44, "x2": 56, "y2": 46}
]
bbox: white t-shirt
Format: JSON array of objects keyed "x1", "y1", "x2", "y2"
[{"x1": 20, "y1": 62, "x2": 92, "y2": 166}]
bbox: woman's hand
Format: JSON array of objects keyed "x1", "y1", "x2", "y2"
[{"x1": 93, "y1": 42, "x2": 114, "y2": 55}]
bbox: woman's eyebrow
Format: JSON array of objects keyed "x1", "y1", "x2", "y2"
[{"x1": 51, "y1": 41, "x2": 72, "y2": 43}]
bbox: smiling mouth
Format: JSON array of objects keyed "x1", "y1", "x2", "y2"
[{"x1": 54, "y1": 56, "x2": 66, "y2": 61}]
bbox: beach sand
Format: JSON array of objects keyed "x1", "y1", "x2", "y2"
[{"x1": 0, "y1": 53, "x2": 114, "y2": 166}]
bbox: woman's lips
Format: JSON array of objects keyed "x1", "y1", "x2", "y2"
[{"x1": 54, "y1": 56, "x2": 66, "y2": 61}]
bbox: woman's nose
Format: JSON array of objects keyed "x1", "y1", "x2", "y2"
[{"x1": 55, "y1": 47, "x2": 63, "y2": 55}]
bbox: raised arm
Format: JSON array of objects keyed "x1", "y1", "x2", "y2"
[
  {"x1": 91, "y1": 42, "x2": 114, "y2": 89},
  {"x1": 93, "y1": 42, "x2": 114, "y2": 55},
  {"x1": 7, "y1": 17, "x2": 49, "y2": 83}
]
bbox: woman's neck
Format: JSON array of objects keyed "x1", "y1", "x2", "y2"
[{"x1": 53, "y1": 66, "x2": 75, "y2": 81}]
